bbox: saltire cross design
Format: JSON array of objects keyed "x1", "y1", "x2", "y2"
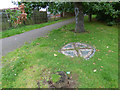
[{"x1": 60, "y1": 42, "x2": 96, "y2": 60}]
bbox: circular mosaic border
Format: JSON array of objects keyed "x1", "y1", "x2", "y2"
[{"x1": 59, "y1": 42, "x2": 96, "y2": 60}]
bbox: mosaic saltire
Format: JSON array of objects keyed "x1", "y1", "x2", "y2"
[{"x1": 59, "y1": 42, "x2": 96, "y2": 60}]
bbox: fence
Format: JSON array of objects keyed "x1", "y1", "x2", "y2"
[
  {"x1": 2, "y1": 12, "x2": 10, "y2": 30},
  {"x1": 1, "y1": 10, "x2": 48, "y2": 31},
  {"x1": 32, "y1": 10, "x2": 48, "y2": 24}
]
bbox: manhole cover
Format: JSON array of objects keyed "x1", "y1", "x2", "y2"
[{"x1": 59, "y1": 42, "x2": 95, "y2": 60}]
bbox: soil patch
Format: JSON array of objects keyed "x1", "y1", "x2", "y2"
[
  {"x1": 48, "y1": 71, "x2": 76, "y2": 88},
  {"x1": 37, "y1": 71, "x2": 76, "y2": 88}
]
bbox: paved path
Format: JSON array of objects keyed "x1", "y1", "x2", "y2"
[
  {"x1": 0, "y1": 18, "x2": 75, "y2": 66},
  {"x1": 0, "y1": 18, "x2": 75, "y2": 68}
]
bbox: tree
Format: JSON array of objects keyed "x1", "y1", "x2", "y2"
[
  {"x1": 92, "y1": 2, "x2": 120, "y2": 25},
  {"x1": 16, "y1": 1, "x2": 119, "y2": 32},
  {"x1": 83, "y1": 2, "x2": 120, "y2": 25},
  {"x1": 5, "y1": 3, "x2": 27, "y2": 27},
  {"x1": 48, "y1": 2, "x2": 85, "y2": 32},
  {"x1": 74, "y1": 2, "x2": 85, "y2": 32},
  {"x1": 17, "y1": 2, "x2": 85, "y2": 33},
  {"x1": 48, "y1": 2, "x2": 74, "y2": 20},
  {"x1": 83, "y1": 2, "x2": 97, "y2": 22}
]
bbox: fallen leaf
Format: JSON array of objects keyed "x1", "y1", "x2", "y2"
[
  {"x1": 108, "y1": 50, "x2": 112, "y2": 52},
  {"x1": 101, "y1": 66, "x2": 103, "y2": 68},
  {"x1": 106, "y1": 46, "x2": 109, "y2": 48},
  {"x1": 98, "y1": 58, "x2": 101, "y2": 60},
  {"x1": 36, "y1": 43, "x2": 40, "y2": 45},
  {"x1": 54, "y1": 54, "x2": 57, "y2": 56},
  {"x1": 93, "y1": 69, "x2": 97, "y2": 72},
  {"x1": 96, "y1": 49, "x2": 100, "y2": 52},
  {"x1": 93, "y1": 63, "x2": 96, "y2": 65},
  {"x1": 112, "y1": 51, "x2": 114, "y2": 52}
]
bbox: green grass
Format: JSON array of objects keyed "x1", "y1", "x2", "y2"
[
  {"x1": 0, "y1": 17, "x2": 74, "y2": 39},
  {"x1": 1, "y1": 16, "x2": 118, "y2": 88},
  {"x1": 0, "y1": 68, "x2": 1, "y2": 89}
]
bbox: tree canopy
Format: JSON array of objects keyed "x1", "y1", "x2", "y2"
[{"x1": 15, "y1": 1, "x2": 120, "y2": 32}]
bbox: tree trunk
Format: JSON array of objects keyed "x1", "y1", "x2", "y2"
[
  {"x1": 74, "y1": 2, "x2": 85, "y2": 33},
  {"x1": 9, "y1": 22, "x2": 12, "y2": 27},
  {"x1": 89, "y1": 14, "x2": 92, "y2": 22},
  {"x1": 23, "y1": 20, "x2": 26, "y2": 25},
  {"x1": 54, "y1": 15, "x2": 56, "y2": 21},
  {"x1": 60, "y1": 12, "x2": 63, "y2": 17}
]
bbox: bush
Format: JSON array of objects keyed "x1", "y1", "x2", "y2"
[
  {"x1": 107, "y1": 21, "x2": 116, "y2": 26},
  {"x1": 94, "y1": 2, "x2": 119, "y2": 26}
]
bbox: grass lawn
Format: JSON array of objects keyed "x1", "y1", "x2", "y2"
[
  {"x1": 0, "y1": 17, "x2": 73, "y2": 39},
  {"x1": 1, "y1": 16, "x2": 118, "y2": 88},
  {"x1": 0, "y1": 69, "x2": 1, "y2": 89}
]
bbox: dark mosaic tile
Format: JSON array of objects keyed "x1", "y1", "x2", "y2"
[
  {"x1": 75, "y1": 43, "x2": 88, "y2": 48},
  {"x1": 61, "y1": 43, "x2": 74, "y2": 50},
  {"x1": 64, "y1": 44, "x2": 73, "y2": 49}
]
